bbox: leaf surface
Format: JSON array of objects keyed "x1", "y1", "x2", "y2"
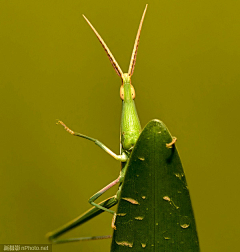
[{"x1": 111, "y1": 119, "x2": 200, "y2": 251}]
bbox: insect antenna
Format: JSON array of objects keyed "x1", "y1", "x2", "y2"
[
  {"x1": 83, "y1": 15, "x2": 124, "y2": 79},
  {"x1": 128, "y1": 4, "x2": 148, "y2": 77}
]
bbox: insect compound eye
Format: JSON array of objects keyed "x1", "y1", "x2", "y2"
[
  {"x1": 131, "y1": 85, "x2": 136, "y2": 99},
  {"x1": 120, "y1": 85, "x2": 124, "y2": 100}
]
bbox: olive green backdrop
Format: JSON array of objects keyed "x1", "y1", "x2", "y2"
[{"x1": 1, "y1": 1, "x2": 239, "y2": 251}]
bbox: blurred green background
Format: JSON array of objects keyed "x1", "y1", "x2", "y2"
[{"x1": 1, "y1": 0, "x2": 240, "y2": 251}]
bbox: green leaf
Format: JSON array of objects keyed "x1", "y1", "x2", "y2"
[{"x1": 111, "y1": 120, "x2": 200, "y2": 251}]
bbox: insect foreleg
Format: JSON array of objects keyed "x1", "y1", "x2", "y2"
[
  {"x1": 166, "y1": 136, "x2": 177, "y2": 148},
  {"x1": 57, "y1": 120, "x2": 127, "y2": 161}
]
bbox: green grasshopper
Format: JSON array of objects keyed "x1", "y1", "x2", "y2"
[
  {"x1": 47, "y1": 5, "x2": 200, "y2": 250},
  {"x1": 47, "y1": 4, "x2": 149, "y2": 243}
]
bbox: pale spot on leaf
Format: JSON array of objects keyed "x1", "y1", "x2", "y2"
[
  {"x1": 122, "y1": 198, "x2": 139, "y2": 205},
  {"x1": 134, "y1": 216, "x2": 144, "y2": 220},
  {"x1": 163, "y1": 196, "x2": 171, "y2": 201},
  {"x1": 117, "y1": 213, "x2": 126, "y2": 216},
  {"x1": 116, "y1": 241, "x2": 133, "y2": 247}
]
